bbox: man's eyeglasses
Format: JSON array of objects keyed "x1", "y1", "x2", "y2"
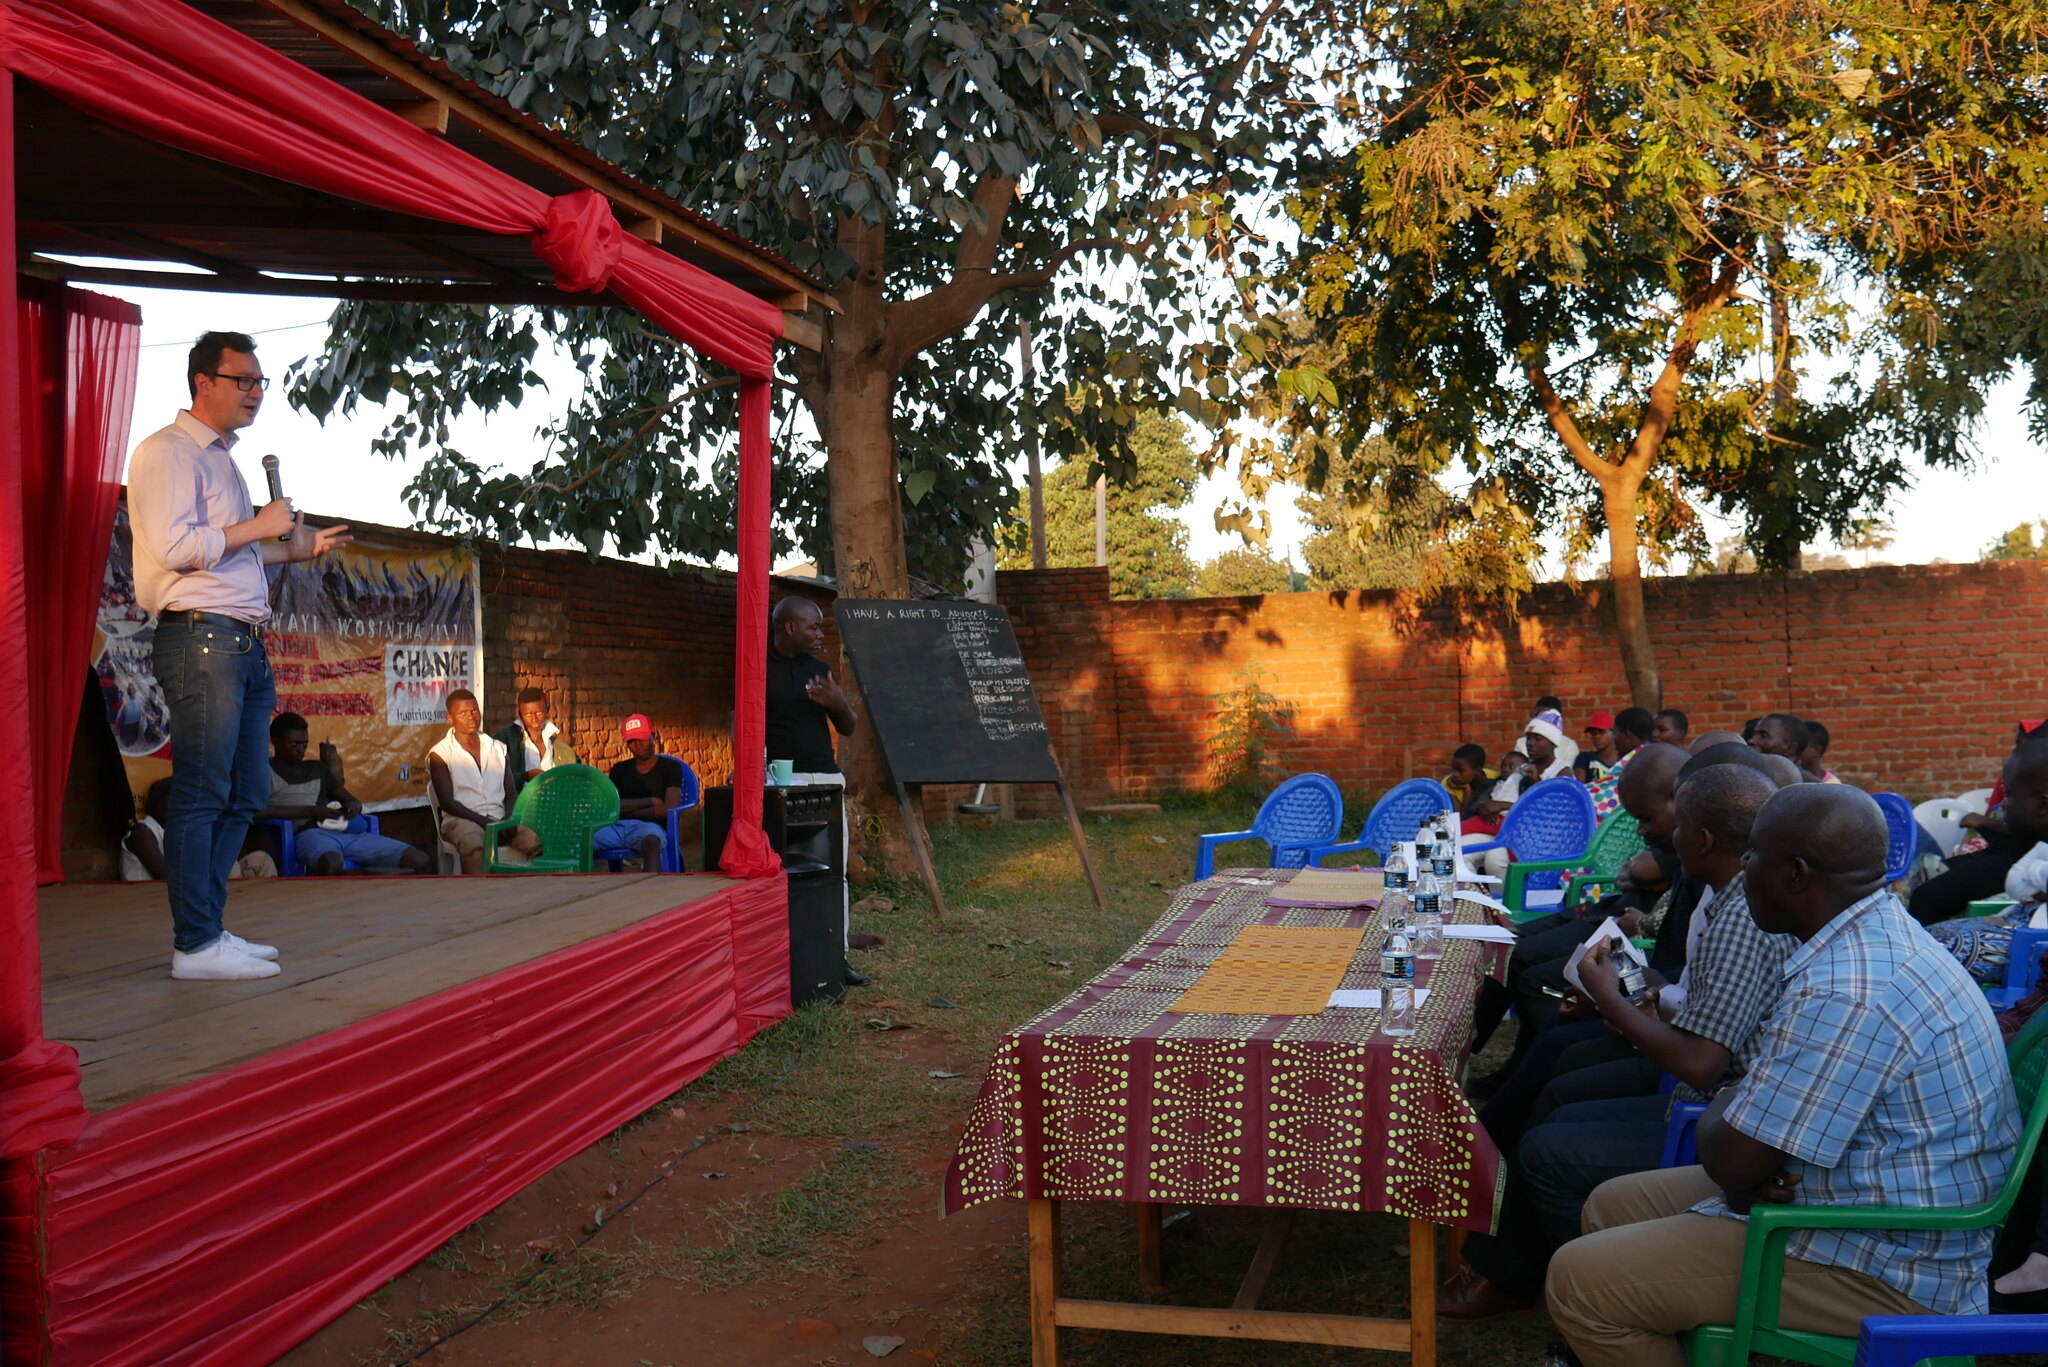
[{"x1": 202, "y1": 372, "x2": 270, "y2": 393}]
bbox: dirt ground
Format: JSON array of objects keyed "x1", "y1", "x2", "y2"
[{"x1": 272, "y1": 809, "x2": 1564, "y2": 1367}]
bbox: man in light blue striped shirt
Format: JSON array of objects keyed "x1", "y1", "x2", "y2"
[{"x1": 1548, "y1": 784, "x2": 2017, "y2": 1367}]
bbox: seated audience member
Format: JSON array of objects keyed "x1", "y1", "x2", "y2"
[
  {"x1": 1909, "y1": 719, "x2": 2048, "y2": 924},
  {"x1": 1689, "y1": 729, "x2": 1747, "y2": 754},
  {"x1": 1584, "y1": 708, "x2": 1654, "y2": 819},
  {"x1": 1574, "y1": 711, "x2": 1622, "y2": 781},
  {"x1": 262, "y1": 713, "x2": 428, "y2": 874},
  {"x1": 1474, "y1": 719, "x2": 1580, "y2": 877},
  {"x1": 598, "y1": 714, "x2": 684, "y2": 872},
  {"x1": 1652, "y1": 709, "x2": 1689, "y2": 747},
  {"x1": 1533, "y1": 695, "x2": 1565, "y2": 725},
  {"x1": 496, "y1": 685, "x2": 577, "y2": 785},
  {"x1": 1983, "y1": 741, "x2": 2048, "y2": 1304},
  {"x1": 123, "y1": 778, "x2": 276, "y2": 881},
  {"x1": 1739, "y1": 716, "x2": 1761, "y2": 742},
  {"x1": 428, "y1": 688, "x2": 541, "y2": 874},
  {"x1": 1547, "y1": 784, "x2": 2019, "y2": 1367},
  {"x1": 1444, "y1": 763, "x2": 1787, "y2": 1319},
  {"x1": 1799, "y1": 720, "x2": 1840, "y2": 783},
  {"x1": 1747, "y1": 713, "x2": 1808, "y2": 762},
  {"x1": 1758, "y1": 753, "x2": 1806, "y2": 789},
  {"x1": 1447, "y1": 743, "x2": 1496, "y2": 807}
]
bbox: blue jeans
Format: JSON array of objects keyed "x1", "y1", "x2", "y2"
[
  {"x1": 151, "y1": 618, "x2": 275, "y2": 952},
  {"x1": 594, "y1": 819, "x2": 666, "y2": 863},
  {"x1": 295, "y1": 828, "x2": 418, "y2": 871}
]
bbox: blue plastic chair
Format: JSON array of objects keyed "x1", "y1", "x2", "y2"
[
  {"x1": 597, "y1": 754, "x2": 700, "y2": 873},
  {"x1": 1872, "y1": 792, "x2": 1917, "y2": 885},
  {"x1": 1462, "y1": 776, "x2": 1598, "y2": 892},
  {"x1": 1306, "y1": 777, "x2": 1454, "y2": 865},
  {"x1": 1852, "y1": 1313, "x2": 2047, "y2": 1366},
  {"x1": 1193, "y1": 774, "x2": 1345, "y2": 880},
  {"x1": 259, "y1": 813, "x2": 383, "y2": 876}
]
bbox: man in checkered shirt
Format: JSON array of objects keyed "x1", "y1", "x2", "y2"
[{"x1": 1547, "y1": 783, "x2": 2019, "y2": 1367}]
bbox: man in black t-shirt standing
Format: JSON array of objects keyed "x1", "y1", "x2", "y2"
[
  {"x1": 766, "y1": 597, "x2": 856, "y2": 773},
  {"x1": 766, "y1": 597, "x2": 866, "y2": 978}
]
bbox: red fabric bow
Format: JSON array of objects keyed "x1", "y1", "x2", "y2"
[{"x1": 531, "y1": 190, "x2": 624, "y2": 295}]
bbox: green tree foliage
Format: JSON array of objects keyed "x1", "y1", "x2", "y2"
[
  {"x1": 1192, "y1": 546, "x2": 1297, "y2": 596},
  {"x1": 1294, "y1": 436, "x2": 1537, "y2": 600},
  {"x1": 1206, "y1": 667, "x2": 1295, "y2": 798},
  {"x1": 1985, "y1": 521, "x2": 2048, "y2": 562},
  {"x1": 995, "y1": 412, "x2": 1197, "y2": 599},
  {"x1": 1242, "y1": 0, "x2": 2048, "y2": 706},
  {"x1": 300, "y1": 0, "x2": 1305, "y2": 596}
]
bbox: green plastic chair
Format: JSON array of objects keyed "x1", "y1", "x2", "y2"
[
  {"x1": 485, "y1": 763, "x2": 618, "y2": 873},
  {"x1": 1500, "y1": 809, "x2": 1643, "y2": 923},
  {"x1": 1682, "y1": 1010, "x2": 2048, "y2": 1367}
]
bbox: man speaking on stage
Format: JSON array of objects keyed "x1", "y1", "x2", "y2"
[{"x1": 127, "y1": 330, "x2": 351, "y2": 980}]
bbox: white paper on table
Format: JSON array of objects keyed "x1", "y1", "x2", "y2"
[
  {"x1": 1443, "y1": 923, "x2": 1517, "y2": 944},
  {"x1": 2032, "y1": 904, "x2": 2048, "y2": 930},
  {"x1": 1455, "y1": 889, "x2": 1510, "y2": 914},
  {"x1": 1328, "y1": 988, "x2": 1432, "y2": 1009},
  {"x1": 1455, "y1": 865, "x2": 1502, "y2": 885},
  {"x1": 1561, "y1": 916, "x2": 1646, "y2": 992}
]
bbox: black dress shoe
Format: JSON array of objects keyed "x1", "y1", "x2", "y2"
[
  {"x1": 1435, "y1": 1263, "x2": 1536, "y2": 1321},
  {"x1": 843, "y1": 968, "x2": 872, "y2": 987}
]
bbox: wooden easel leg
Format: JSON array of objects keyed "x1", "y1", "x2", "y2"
[
  {"x1": 1053, "y1": 779, "x2": 1107, "y2": 910},
  {"x1": 893, "y1": 780, "x2": 948, "y2": 918},
  {"x1": 1232, "y1": 1208, "x2": 1295, "y2": 1309},
  {"x1": 1029, "y1": 1198, "x2": 1063, "y2": 1367},
  {"x1": 1135, "y1": 1202, "x2": 1164, "y2": 1294},
  {"x1": 1408, "y1": 1218, "x2": 1437, "y2": 1367}
]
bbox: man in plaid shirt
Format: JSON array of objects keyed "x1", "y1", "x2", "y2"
[
  {"x1": 1442, "y1": 761, "x2": 1793, "y2": 1319},
  {"x1": 1547, "y1": 784, "x2": 2018, "y2": 1367}
]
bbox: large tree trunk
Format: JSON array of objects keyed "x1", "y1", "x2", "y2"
[
  {"x1": 810, "y1": 316, "x2": 917, "y2": 876},
  {"x1": 1599, "y1": 475, "x2": 1662, "y2": 711}
]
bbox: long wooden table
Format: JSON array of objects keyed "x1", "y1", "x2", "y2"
[{"x1": 942, "y1": 867, "x2": 1510, "y2": 1366}]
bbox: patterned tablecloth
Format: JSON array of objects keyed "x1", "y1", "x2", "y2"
[{"x1": 942, "y1": 868, "x2": 1510, "y2": 1233}]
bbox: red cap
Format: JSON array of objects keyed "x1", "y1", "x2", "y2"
[
  {"x1": 1584, "y1": 710, "x2": 1616, "y2": 731},
  {"x1": 622, "y1": 714, "x2": 653, "y2": 740}
]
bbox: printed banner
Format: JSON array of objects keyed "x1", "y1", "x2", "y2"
[{"x1": 93, "y1": 503, "x2": 482, "y2": 812}]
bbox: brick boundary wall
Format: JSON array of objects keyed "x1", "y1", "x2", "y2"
[
  {"x1": 994, "y1": 560, "x2": 2048, "y2": 814},
  {"x1": 59, "y1": 528, "x2": 2047, "y2": 876}
]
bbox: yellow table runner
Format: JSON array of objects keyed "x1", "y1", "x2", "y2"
[{"x1": 1167, "y1": 924, "x2": 1367, "y2": 1015}]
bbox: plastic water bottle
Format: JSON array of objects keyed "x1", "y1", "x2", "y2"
[
  {"x1": 1611, "y1": 936, "x2": 1649, "y2": 1005},
  {"x1": 1429, "y1": 836, "x2": 1456, "y2": 883},
  {"x1": 1382, "y1": 929, "x2": 1416, "y2": 1037},
  {"x1": 1413, "y1": 868, "x2": 1444, "y2": 960}
]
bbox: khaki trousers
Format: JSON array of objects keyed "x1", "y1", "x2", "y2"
[
  {"x1": 440, "y1": 816, "x2": 540, "y2": 876},
  {"x1": 1546, "y1": 1166, "x2": 1930, "y2": 1367}
]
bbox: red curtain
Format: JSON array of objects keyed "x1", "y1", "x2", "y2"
[
  {"x1": 0, "y1": 0, "x2": 786, "y2": 880},
  {"x1": 19, "y1": 279, "x2": 140, "y2": 885}
]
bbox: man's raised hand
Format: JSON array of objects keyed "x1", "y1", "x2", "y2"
[{"x1": 289, "y1": 514, "x2": 353, "y2": 562}]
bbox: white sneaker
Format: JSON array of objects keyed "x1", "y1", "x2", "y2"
[
  {"x1": 222, "y1": 931, "x2": 279, "y2": 961},
  {"x1": 171, "y1": 939, "x2": 281, "y2": 980}
]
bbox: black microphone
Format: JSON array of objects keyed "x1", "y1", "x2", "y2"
[{"x1": 260, "y1": 454, "x2": 293, "y2": 542}]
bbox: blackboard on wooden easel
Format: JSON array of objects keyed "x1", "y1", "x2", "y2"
[{"x1": 833, "y1": 599, "x2": 1104, "y2": 916}]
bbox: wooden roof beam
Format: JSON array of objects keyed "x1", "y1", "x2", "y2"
[
  {"x1": 395, "y1": 98, "x2": 449, "y2": 134},
  {"x1": 249, "y1": 0, "x2": 833, "y2": 313},
  {"x1": 21, "y1": 256, "x2": 606, "y2": 307}
]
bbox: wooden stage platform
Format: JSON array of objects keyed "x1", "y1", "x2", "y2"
[
  {"x1": 42, "y1": 873, "x2": 732, "y2": 1111},
  {"x1": 29, "y1": 870, "x2": 791, "y2": 1367}
]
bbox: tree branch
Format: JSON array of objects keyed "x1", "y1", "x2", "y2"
[
  {"x1": 882, "y1": 174, "x2": 1019, "y2": 370},
  {"x1": 1623, "y1": 249, "x2": 1747, "y2": 476},
  {"x1": 1494, "y1": 278, "x2": 1613, "y2": 485}
]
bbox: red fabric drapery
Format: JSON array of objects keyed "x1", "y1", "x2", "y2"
[
  {"x1": 0, "y1": 0, "x2": 786, "y2": 878},
  {"x1": 19, "y1": 279, "x2": 140, "y2": 885}
]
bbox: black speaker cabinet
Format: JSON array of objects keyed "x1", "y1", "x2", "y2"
[{"x1": 704, "y1": 784, "x2": 847, "y2": 1007}]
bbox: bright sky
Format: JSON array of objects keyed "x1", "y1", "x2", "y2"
[{"x1": 105, "y1": 281, "x2": 2048, "y2": 576}]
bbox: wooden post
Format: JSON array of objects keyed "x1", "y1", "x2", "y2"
[
  {"x1": 1135, "y1": 1203, "x2": 1164, "y2": 1295},
  {"x1": 1053, "y1": 779, "x2": 1107, "y2": 910},
  {"x1": 1408, "y1": 1219, "x2": 1437, "y2": 1367},
  {"x1": 893, "y1": 779, "x2": 948, "y2": 917},
  {"x1": 1029, "y1": 1198, "x2": 1063, "y2": 1367}
]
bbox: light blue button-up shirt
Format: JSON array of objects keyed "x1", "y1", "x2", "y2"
[{"x1": 1694, "y1": 889, "x2": 2018, "y2": 1314}]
